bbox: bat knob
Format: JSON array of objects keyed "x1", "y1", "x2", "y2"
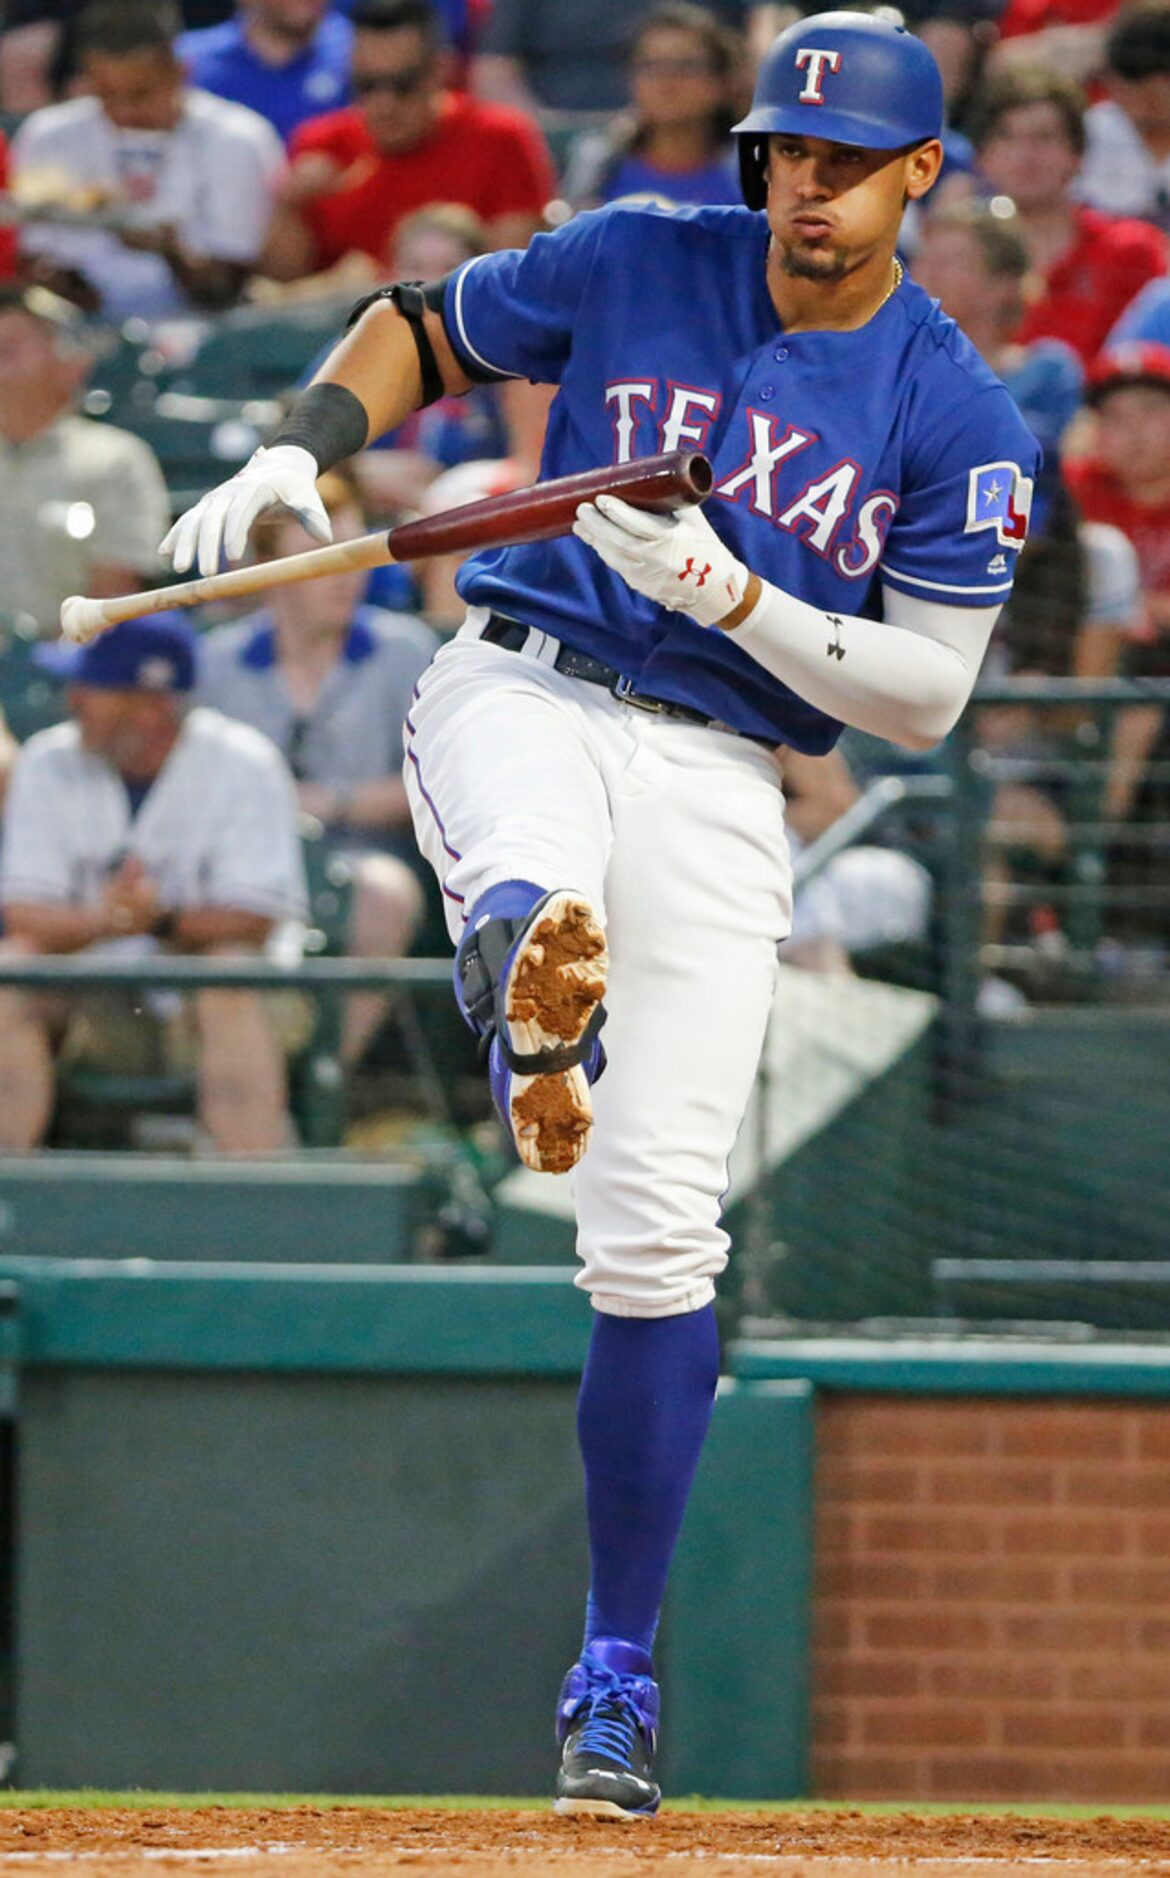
[{"x1": 59, "y1": 595, "x2": 111, "y2": 644}]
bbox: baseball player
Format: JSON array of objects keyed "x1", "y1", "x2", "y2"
[{"x1": 162, "y1": 10, "x2": 1039, "y2": 1817}]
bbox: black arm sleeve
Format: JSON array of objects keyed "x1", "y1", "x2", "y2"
[{"x1": 268, "y1": 381, "x2": 370, "y2": 471}]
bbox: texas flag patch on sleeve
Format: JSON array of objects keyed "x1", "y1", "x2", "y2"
[{"x1": 965, "y1": 461, "x2": 1033, "y2": 549}]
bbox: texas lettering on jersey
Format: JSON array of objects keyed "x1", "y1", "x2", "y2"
[{"x1": 605, "y1": 377, "x2": 1022, "y2": 581}]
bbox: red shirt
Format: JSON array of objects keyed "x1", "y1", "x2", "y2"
[
  {"x1": 1066, "y1": 454, "x2": 1170, "y2": 608},
  {"x1": 1015, "y1": 208, "x2": 1168, "y2": 364},
  {"x1": 0, "y1": 133, "x2": 18, "y2": 280},
  {"x1": 290, "y1": 94, "x2": 557, "y2": 270},
  {"x1": 998, "y1": 0, "x2": 1116, "y2": 35}
]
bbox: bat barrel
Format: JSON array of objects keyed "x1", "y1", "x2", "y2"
[{"x1": 388, "y1": 449, "x2": 713, "y2": 560}]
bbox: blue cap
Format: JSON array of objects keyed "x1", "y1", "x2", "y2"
[
  {"x1": 36, "y1": 612, "x2": 198, "y2": 693},
  {"x1": 734, "y1": 11, "x2": 945, "y2": 207}
]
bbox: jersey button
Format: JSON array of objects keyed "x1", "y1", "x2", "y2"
[
  {"x1": 774, "y1": 346, "x2": 789, "y2": 361},
  {"x1": 759, "y1": 384, "x2": 775, "y2": 400}
]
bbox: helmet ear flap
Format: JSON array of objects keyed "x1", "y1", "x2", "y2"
[{"x1": 738, "y1": 134, "x2": 769, "y2": 211}]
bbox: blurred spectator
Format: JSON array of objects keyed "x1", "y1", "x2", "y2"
[
  {"x1": 908, "y1": 0, "x2": 1000, "y2": 141},
  {"x1": 1065, "y1": 343, "x2": 1170, "y2": 906},
  {"x1": 562, "y1": 4, "x2": 743, "y2": 211},
  {"x1": 779, "y1": 745, "x2": 933, "y2": 976},
  {"x1": 911, "y1": 199, "x2": 1083, "y2": 508},
  {"x1": 0, "y1": 283, "x2": 169, "y2": 636},
  {"x1": 0, "y1": 613, "x2": 307, "y2": 1153},
  {"x1": 991, "y1": 0, "x2": 1115, "y2": 86},
  {"x1": 970, "y1": 66, "x2": 1169, "y2": 362},
  {"x1": 472, "y1": 0, "x2": 759, "y2": 115},
  {"x1": 11, "y1": 0, "x2": 285, "y2": 323},
  {"x1": 404, "y1": 454, "x2": 527, "y2": 626},
  {"x1": 980, "y1": 490, "x2": 1145, "y2": 844},
  {"x1": 0, "y1": 131, "x2": 19, "y2": 282},
  {"x1": 262, "y1": 0, "x2": 555, "y2": 284},
  {"x1": 1078, "y1": 0, "x2": 1170, "y2": 230},
  {"x1": 179, "y1": 0, "x2": 354, "y2": 146},
  {"x1": 336, "y1": 205, "x2": 512, "y2": 514},
  {"x1": 1066, "y1": 342, "x2": 1170, "y2": 630},
  {"x1": 1108, "y1": 270, "x2": 1170, "y2": 343},
  {"x1": 954, "y1": 483, "x2": 1145, "y2": 961},
  {"x1": 196, "y1": 470, "x2": 437, "y2": 1066},
  {"x1": 0, "y1": 706, "x2": 17, "y2": 813},
  {"x1": 0, "y1": 0, "x2": 235, "y2": 112}
]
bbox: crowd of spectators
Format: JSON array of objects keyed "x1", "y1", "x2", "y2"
[{"x1": 0, "y1": 0, "x2": 1169, "y2": 1149}]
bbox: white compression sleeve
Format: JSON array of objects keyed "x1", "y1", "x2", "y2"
[{"x1": 726, "y1": 580, "x2": 1002, "y2": 750}]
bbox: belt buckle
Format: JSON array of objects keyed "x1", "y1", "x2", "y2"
[{"x1": 612, "y1": 674, "x2": 664, "y2": 714}]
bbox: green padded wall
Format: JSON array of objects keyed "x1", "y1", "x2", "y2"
[{"x1": 4, "y1": 1263, "x2": 813, "y2": 1798}]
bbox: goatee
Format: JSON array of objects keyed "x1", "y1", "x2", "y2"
[{"x1": 778, "y1": 244, "x2": 848, "y2": 282}]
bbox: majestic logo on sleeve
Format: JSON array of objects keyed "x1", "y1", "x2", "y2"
[
  {"x1": 965, "y1": 462, "x2": 1033, "y2": 549},
  {"x1": 794, "y1": 47, "x2": 842, "y2": 103}
]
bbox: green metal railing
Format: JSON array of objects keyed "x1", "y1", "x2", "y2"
[{"x1": 0, "y1": 955, "x2": 455, "y2": 1149}]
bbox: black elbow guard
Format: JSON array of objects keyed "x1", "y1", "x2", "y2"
[{"x1": 345, "y1": 276, "x2": 449, "y2": 407}]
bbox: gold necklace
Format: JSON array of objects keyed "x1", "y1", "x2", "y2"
[{"x1": 878, "y1": 256, "x2": 904, "y2": 313}]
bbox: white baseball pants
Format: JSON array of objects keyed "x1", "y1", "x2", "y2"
[{"x1": 404, "y1": 612, "x2": 793, "y2": 1318}]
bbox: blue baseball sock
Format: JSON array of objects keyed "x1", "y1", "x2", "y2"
[
  {"x1": 577, "y1": 1304, "x2": 720, "y2": 1658},
  {"x1": 468, "y1": 879, "x2": 545, "y2": 928}
]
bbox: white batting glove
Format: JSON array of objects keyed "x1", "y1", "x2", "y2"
[
  {"x1": 573, "y1": 494, "x2": 748, "y2": 629},
  {"x1": 159, "y1": 444, "x2": 332, "y2": 576}
]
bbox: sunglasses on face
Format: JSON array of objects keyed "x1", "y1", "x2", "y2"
[{"x1": 352, "y1": 62, "x2": 432, "y2": 98}]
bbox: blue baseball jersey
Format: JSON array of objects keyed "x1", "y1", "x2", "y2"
[
  {"x1": 441, "y1": 202, "x2": 1041, "y2": 754},
  {"x1": 179, "y1": 12, "x2": 353, "y2": 144}
]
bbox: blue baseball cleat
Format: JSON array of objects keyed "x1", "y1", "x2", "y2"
[
  {"x1": 456, "y1": 886, "x2": 607, "y2": 1176},
  {"x1": 554, "y1": 1637, "x2": 661, "y2": 1819}
]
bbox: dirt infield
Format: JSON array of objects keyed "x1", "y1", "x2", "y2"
[{"x1": 0, "y1": 1806, "x2": 1169, "y2": 1876}]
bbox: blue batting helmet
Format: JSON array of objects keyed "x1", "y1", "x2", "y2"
[{"x1": 733, "y1": 11, "x2": 944, "y2": 209}]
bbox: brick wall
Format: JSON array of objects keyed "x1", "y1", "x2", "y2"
[{"x1": 811, "y1": 1396, "x2": 1170, "y2": 1802}]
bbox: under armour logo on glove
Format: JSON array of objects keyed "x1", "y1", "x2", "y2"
[
  {"x1": 679, "y1": 558, "x2": 712, "y2": 587},
  {"x1": 573, "y1": 494, "x2": 750, "y2": 631},
  {"x1": 826, "y1": 616, "x2": 846, "y2": 660}
]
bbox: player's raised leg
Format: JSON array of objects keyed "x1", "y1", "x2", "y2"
[{"x1": 403, "y1": 625, "x2": 614, "y2": 1172}]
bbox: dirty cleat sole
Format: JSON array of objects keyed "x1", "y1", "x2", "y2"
[
  {"x1": 507, "y1": 1061, "x2": 594, "y2": 1176},
  {"x1": 502, "y1": 890, "x2": 608, "y2": 1056},
  {"x1": 498, "y1": 891, "x2": 607, "y2": 1175}
]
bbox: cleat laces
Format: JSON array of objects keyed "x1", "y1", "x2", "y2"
[{"x1": 572, "y1": 1663, "x2": 644, "y2": 1764}]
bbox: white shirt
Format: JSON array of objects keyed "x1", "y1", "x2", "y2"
[
  {"x1": 12, "y1": 89, "x2": 285, "y2": 321},
  {"x1": 0, "y1": 705, "x2": 307, "y2": 923},
  {"x1": 1082, "y1": 519, "x2": 1144, "y2": 632},
  {"x1": 1077, "y1": 100, "x2": 1170, "y2": 228}
]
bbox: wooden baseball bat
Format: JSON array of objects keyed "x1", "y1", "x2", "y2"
[{"x1": 59, "y1": 449, "x2": 714, "y2": 644}]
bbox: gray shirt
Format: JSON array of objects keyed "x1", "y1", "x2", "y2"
[
  {"x1": 196, "y1": 604, "x2": 438, "y2": 792},
  {"x1": 0, "y1": 413, "x2": 170, "y2": 633}
]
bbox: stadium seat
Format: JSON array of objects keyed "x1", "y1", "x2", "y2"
[
  {"x1": 0, "y1": 613, "x2": 64, "y2": 740},
  {"x1": 93, "y1": 390, "x2": 272, "y2": 510},
  {"x1": 80, "y1": 321, "x2": 170, "y2": 428},
  {"x1": 167, "y1": 301, "x2": 353, "y2": 402}
]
